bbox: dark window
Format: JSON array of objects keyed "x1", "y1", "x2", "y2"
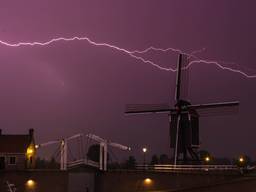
[
  {"x1": 0, "y1": 156, "x2": 5, "y2": 169},
  {"x1": 9, "y1": 156, "x2": 16, "y2": 165}
]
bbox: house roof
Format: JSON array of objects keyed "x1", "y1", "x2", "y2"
[{"x1": 0, "y1": 135, "x2": 31, "y2": 153}]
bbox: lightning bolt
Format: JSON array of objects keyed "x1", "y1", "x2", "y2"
[
  {"x1": 0, "y1": 36, "x2": 255, "y2": 78},
  {"x1": 185, "y1": 60, "x2": 256, "y2": 78}
]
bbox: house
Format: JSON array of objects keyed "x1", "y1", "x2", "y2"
[{"x1": 0, "y1": 129, "x2": 36, "y2": 170}]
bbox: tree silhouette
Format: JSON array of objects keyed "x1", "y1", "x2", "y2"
[
  {"x1": 87, "y1": 144, "x2": 100, "y2": 162},
  {"x1": 151, "y1": 155, "x2": 159, "y2": 165},
  {"x1": 35, "y1": 157, "x2": 46, "y2": 169},
  {"x1": 198, "y1": 150, "x2": 211, "y2": 160},
  {"x1": 35, "y1": 157, "x2": 59, "y2": 169},
  {"x1": 159, "y1": 154, "x2": 169, "y2": 164},
  {"x1": 125, "y1": 156, "x2": 137, "y2": 169},
  {"x1": 48, "y1": 157, "x2": 59, "y2": 169}
]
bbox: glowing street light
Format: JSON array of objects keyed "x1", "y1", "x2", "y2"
[
  {"x1": 239, "y1": 157, "x2": 244, "y2": 163},
  {"x1": 142, "y1": 147, "x2": 147, "y2": 153},
  {"x1": 205, "y1": 156, "x2": 210, "y2": 163},
  {"x1": 26, "y1": 179, "x2": 36, "y2": 189},
  {"x1": 143, "y1": 178, "x2": 153, "y2": 186},
  {"x1": 237, "y1": 156, "x2": 247, "y2": 169}
]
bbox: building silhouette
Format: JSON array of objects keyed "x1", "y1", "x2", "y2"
[{"x1": 0, "y1": 129, "x2": 36, "y2": 170}]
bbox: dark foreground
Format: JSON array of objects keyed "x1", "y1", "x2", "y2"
[
  {"x1": 1, "y1": 169, "x2": 256, "y2": 192},
  {"x1": 180, "y1": 177, "x2": 256, "y2": 192}
]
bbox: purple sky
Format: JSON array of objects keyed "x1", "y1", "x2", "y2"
[{"x1": 0, "y1": 0, "x2": 255, "y2": 161}]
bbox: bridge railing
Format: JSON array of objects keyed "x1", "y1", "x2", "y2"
[
  {"x1": 135, "y1": 164, "x2": 239, "y2": 172},
  {"x1": 67, "y1": 159, "x2": 100, "y2": 169}
]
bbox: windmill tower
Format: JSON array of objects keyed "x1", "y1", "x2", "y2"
[{"x1": 126, "y1": 54, "x2": 239, "y2": 165}]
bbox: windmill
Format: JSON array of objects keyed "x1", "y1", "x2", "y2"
[{"x1": 125, "y1": 54, "x2": 239, "y2": 165}]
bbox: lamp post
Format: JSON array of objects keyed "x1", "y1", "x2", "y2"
[{"x1": 142, "y1": 147, "x2": 147, "y2": 166}]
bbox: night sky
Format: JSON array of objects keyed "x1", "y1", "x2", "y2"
[{"x1": 0, "y1": 0, "x2": 255, "y2": 161}]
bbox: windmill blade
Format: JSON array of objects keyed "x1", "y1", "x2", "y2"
[
  {"x1": 188, "y1": 101, "x2": 239, "y2": 110},
  {"x1": 175, "y1": 54, "x2": 189, "y2": 101},
  {"x1": 188, "y1": 101, "x2": 239, "y2": 117},
  {"x1": 175, "y1": 54, "x2": 182, "y2": 101},
  {"x1": 195, "y1": 106, "x2": 239, "y2": 117},
  {"x1": 125, "y1": 103, "x2": 174, "y2": 114}
]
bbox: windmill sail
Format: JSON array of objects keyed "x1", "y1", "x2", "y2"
[
  {"x1": 175, "y1": 54, "x2": 189, "y2": 101},
  {"x1": 189, "y1": 101, "x2": 239, "y2": 117},
  {"x1": 125, "y1": 104, "x2": 172, "y2": 114}
]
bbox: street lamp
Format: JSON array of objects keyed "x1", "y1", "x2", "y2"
[
  {"x1": 26, "y1": 179, "x2": 36, "y2": 190},
  {"x1": 205, "y1": 156, "x2": 210, "y2": 163},
  {"x1": 239, "y1": 157, "x2": 244, "y2": 163},
  {"x1": 143, "y1": 178, "x2": 153, "y2": 186},
  {"x1": 142, "y1": 147, "x2": 147, "y2": 166}
]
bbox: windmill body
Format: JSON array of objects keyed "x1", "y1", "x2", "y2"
[{"x1": 170, "y1": 100, "x2": 200, "y2": 163}]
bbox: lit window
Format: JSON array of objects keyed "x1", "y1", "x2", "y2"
[
  {"x1": 9, "y1": 156, "x2": 16, "y2": 165},
  {"x1": 27, "y1": 147, "x2": 34, "y2": 156}
]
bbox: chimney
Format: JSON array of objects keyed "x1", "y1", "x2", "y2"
[{"x1": 29, "y1": 128, "x2": 34, "y2": 142}]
